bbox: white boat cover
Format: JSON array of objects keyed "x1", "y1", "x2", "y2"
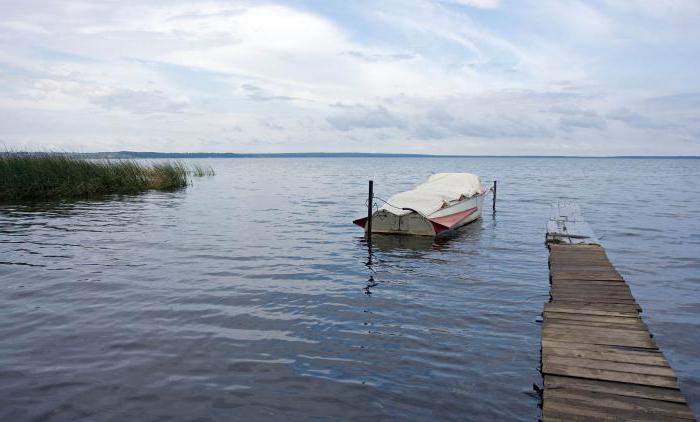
[{"x1": 380, "y1": 173, "x2": 482, "y2": 217}]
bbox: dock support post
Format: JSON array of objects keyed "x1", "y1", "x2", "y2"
[
  {"x1": 492, "y1": 180, "x2": 497, "y2": 213},
  {"x1": 366, "y1": 180, "x2": 373, "y2": 245}
]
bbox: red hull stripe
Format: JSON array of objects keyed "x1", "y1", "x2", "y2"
[
  {"x1": 429, "y1": 207, "x2": 477, "y2": 230},
  {"x1": 430, "y1": 221, "x2": 449, "y2": 234},
  {"x1": 353, "y1": 217, "x2": 368, "y2": 228}
]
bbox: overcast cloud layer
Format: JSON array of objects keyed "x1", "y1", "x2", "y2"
[{"x1": 1, "y1": 0, "x2": 699, "y2": 155}]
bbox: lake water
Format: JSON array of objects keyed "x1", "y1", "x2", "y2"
[{"x1": 1, "y1": 157, "x2": 698, "y2": 421}]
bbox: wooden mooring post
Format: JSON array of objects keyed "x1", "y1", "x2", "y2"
[
  {"x1": 366, "y1": 180, "x2": 373, "y2": 245},
  {"x1": 541, "y1": 202, "x2": 694, "y2": 421},
  {"x1": 492, "y1": 180, "x2": 497, "y2": 213}
]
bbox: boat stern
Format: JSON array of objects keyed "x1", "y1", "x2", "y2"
[{"x1": 354, "y1": 210, "x2": 437, "y2": 236}]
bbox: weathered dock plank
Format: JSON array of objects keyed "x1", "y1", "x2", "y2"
[
  {"x1": 541, "y1": 203, "x2": 695, "y2": 421},
  {"x1": 545, "y1": 375, "x2": 688, "y2": 404},
  {"x1": 546, "y1": 202, "x2": 599, "y2": 245}
]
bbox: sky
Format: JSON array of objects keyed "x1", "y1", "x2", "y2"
[{"x1": 0, "y1": 0, "x2": 699, "y2": 155}]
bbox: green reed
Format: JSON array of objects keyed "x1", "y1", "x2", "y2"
[
  {"x1": 0, "y1": 154, "x2": 213, "y2": 201},
  {"x1": 190, "y1": 164, "x2": 216, "y2": 177}
]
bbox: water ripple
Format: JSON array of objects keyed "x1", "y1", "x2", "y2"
[{"x1": 1, "y1": 157, "x2": 699, "y2": 420}]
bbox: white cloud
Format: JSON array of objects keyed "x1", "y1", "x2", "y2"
[
  {"x1": 91, "y1": 89, "x2": 189, "y2": 114},
  {"x1": 0, "y1": 20, "x2": 50, "y2": 34},
  {"x1": 604, "y1": 0, "x2": 700, "y2": 19},
  {"x1": 528, "y1": 0, "x2": 613, "y2": 39},
  {"x1": 327, "y1": 104, "x2": 406, "y2": 131},
  {"x1": 156, "y1": 4, "x2": 473, "y2": 101},
  {"x1": 440, "y1": 0, "x2": 500, "y2": 9},
  {"x1": 0, "y1": 0, "x2": 697, "y2": 155},
  {"x1": 606, "y1": 107, "x2": 658, "y2": 129}
]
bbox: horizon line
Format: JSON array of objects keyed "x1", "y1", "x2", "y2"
[{"x1": 4, "y1": 150, "x2": 700, "y2": 159}]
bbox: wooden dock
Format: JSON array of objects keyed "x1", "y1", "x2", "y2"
[{"x1": 541, "y1": 203, "x2": 695, "y2": 421}]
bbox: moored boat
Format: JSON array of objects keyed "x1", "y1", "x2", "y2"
[{"x1": 353, "y1": 173, "x2": 490, "y2": 236}]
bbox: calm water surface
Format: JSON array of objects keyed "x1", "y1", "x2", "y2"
[{"x1": 1, "y1": 158, "x2": 699, "y2": 421}]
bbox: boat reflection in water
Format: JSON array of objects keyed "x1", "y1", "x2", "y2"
[{"x1": 361, "y1": 219, "x2": 483, "y2": 296}]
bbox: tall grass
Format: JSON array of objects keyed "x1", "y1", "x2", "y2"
[
  {"x1": 191, "y1": 163, "x2": 216, "y2": 177},
  {"x1": 0, "y1": 154, "x2": 213, "y2": 201}
]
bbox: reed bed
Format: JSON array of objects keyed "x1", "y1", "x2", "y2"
[{"x1": 0, "y1": 154, "x2": 214, "y2": 201}]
